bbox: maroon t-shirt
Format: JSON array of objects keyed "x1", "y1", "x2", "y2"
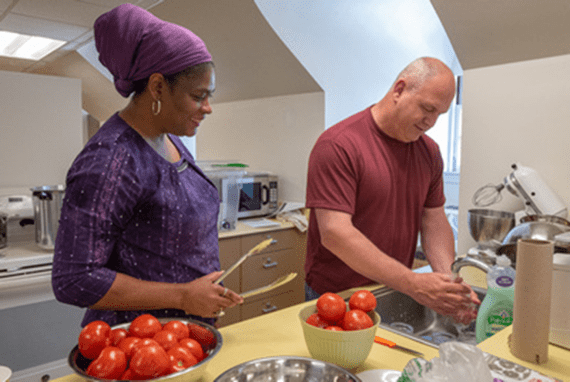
[{"x1": 305, "y1": 106, "x2": 445, "y2": 295}]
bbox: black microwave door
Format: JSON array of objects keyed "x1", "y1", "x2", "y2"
[{"x1": 239, "y1": 182, "x2": 262, "y2": 212}]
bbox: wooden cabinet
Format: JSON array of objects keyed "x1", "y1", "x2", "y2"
[{"x1": 217, "y1": 227, "x2": 306, "y2": 327}]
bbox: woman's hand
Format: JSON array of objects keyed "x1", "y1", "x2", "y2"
[{"x1": 180, "y1": 271, "x2": 243, "y2": 318}]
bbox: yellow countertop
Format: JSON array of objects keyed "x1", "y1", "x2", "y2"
[
  {"x1": 52, "y1": 264, "x2": 569, "y2": 381},
  {"x1": 53, "y1": 293, "x2": 569, "y2": 381}
]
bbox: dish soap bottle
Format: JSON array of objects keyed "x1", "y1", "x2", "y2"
[{"x1": 475, "y1": 254, "x2": 515, "y2": 343}]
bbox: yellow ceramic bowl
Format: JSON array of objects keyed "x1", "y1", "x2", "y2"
[{"x1": 299, "y1": 305, "x2": 380, "y2": 369}]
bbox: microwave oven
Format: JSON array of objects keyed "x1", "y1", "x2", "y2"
[{"x1": 206, "y1": 171, "x2": 279, "y2": 221}]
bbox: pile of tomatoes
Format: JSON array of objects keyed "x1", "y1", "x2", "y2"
[
  {"x1": 306, "y1": 290, "x2": 377, "y2": 331},
  {"x1": 77, "y1": 314, "x2": 216, "y2": 380}
]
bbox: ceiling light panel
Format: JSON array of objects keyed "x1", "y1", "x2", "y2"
[{"x1": 0, "y1": 31, "x2": 65, "y2": 60}]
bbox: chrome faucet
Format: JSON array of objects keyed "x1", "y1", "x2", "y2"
[{"x1": 451, "y1": 254, "x2": 492, "y2": 277}]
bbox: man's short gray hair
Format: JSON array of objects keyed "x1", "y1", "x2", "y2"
[{"x1": 395, "y1": 57, "x2": 448, "y2": 91}]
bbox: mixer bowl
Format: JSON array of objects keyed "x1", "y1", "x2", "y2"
[{"x1": 468, "y1": 209, "x2": 515, "y2": 247}]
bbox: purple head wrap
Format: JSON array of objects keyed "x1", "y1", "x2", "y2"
[{"x1": 94, "y1": 4, "x2": 212, "y2": 97}]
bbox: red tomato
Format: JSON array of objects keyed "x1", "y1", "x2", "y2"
[
  {"x1": 187, "y1": 323, "x2": 216, "y2": 350},
  {"x1": 305, "y1": 313, "x2": 330, "y2": 328},
  {"x1": 342, "y1": 309, "x2": 374, "y2": 331},
  {"x1": 131, "y1": 338, "x2": 162, "y2": 357},
  {"x1": 163, "y1": 320, "x2": 190, "y2": 340},
  {"x1": 120, "y1": 368, "x2": 134, "y2": 380},
  {"x1": 325, "y1": 325, "x2": 344, "y2": 331},
  {"x1": 109, "y1": 328, "x2": 128, "y2": 346},
  {"x1": 85, "y1": 346, "x2": 127, "y2": 380},
  {"x1": 316, "y1": 292, "x2": 346, "y2": 323},
  {"x1": 129, "y1": 314, "x2": 163, "y2": 338},
  {"x1": 78, "y1": 320, "x2": 111, "y2": 359},
  {"x1": 348, "y1": 290, "x2": 377, "y2": 312},
  {"x1": 153, "y1": 330, "x2": 179, "y2": 352},
  {"x1": 130, "y1": 343, "x2": 170, "y2": 379},
  {"x1": 167, "y1": 345, "x2": 199, "y2": 374},
  {"x1": 117, "y1": 336, "x2": 142, "y2": 360},
  {"x1": 179, "y1": 338, "x2": 205, "y2": 361}
]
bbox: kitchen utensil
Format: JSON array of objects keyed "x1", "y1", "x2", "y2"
[
  {"x1": 69, "y1": 317, "x2": 222, "y2": 382},
  {"x1": 374, "y1": 336, "x2": 425, "y2": 357},
  {"x1": 502, "y1": 221, "x2": 570, "y2": 247},
  {"x1": 299, "y1": 304, "x2": 380, "y2": 369},
  {"x1": 217, "y1": 273, "x2": 298, "y2": 317},
  {"x1": 214, "y1": 356, "x2": 362, "y2": 382},
  {"x1": 0, "y1": 366, "x2": 11, "y2": 382},
  {"x1": 357, "y1": 369, "x2": 402, "y2": 382},
  {"x1": 240, "y1": 272, "x2": 297, "y2": 299},
  {"x1": 214, "y1": 238, "x2": 276, "y2": 284},
  {"x1": 520, "y1": 214, "x2": 570, "y2": 227},
  {"x1": 472, "y1": 183, "x2": 505, "y2": 207},
  {"x1": 31, "y1": 185, "x2": 64, "y2": 250},
  {"x1": 468, "y1": 209, "x2": 515, "y2": 249}
]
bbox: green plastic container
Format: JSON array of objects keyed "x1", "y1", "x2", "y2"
[{"x1": 475, "y1": 255, "x2": 515, "y2": 343}]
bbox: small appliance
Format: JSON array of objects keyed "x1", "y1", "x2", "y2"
[
  {"x1": 503, "y1": 163, "x2": 568, "y2": 218},
  {"x1": 205, "y1": 170, "x2": 279, "y2": 227},
  {"x1": 473, "y1": 163, "x2": 568, "y2": 221}
]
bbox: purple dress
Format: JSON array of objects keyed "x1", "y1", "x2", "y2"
[{"x1": 52, "y1": 113, "x2": 220, "y2": 327}]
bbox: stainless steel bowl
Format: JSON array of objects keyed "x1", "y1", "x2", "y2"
[
  {"x1": 213, "y1": 356, "x2": 362, "y2": 382},
  {"x1": 502, "y1": 221, "x2": 570, "y2": 246},
  {"x1": 519, "y1": 214, "x2": 570, "y2": 227},
  {"x1": 468, "y1": 209, "x2": 515, "y2": 247},
  {"x1": 497, "y1": 221, "x2": 570, "y2": 266},
  {"x1": 68, "y1": 317, "x2": 222, "y2": 382}
]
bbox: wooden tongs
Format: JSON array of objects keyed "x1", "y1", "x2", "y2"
[{"x1": 214, "y1": 238, "x2": 277, "y2": 285}]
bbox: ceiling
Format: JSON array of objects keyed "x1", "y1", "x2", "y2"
[
  {"x1": 430, "y1": 0, "x2": 570, "y2": 70},
  {"x1": 2, "y1": 0, "x2": 570, "y2": 120},
  {"x1": 0, "y1": 0, "x2": 321, "y2": 122}
]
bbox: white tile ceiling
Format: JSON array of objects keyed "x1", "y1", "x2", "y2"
[{"x1": 0, "y1": 0, "x2": 163, "y2": 71}]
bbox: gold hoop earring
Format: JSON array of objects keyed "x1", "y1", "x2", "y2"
[{"x1": 152, "y1": 99, "x2": 161, "y2": 116}]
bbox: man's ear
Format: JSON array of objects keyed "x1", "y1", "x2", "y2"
[{"x1": 393, "y1": 79, "x2": 406, "y2": 98}]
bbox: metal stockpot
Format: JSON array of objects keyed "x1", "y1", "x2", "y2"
[{"x1": 31, "y1": 185, "x2": 65, "y2": 250}]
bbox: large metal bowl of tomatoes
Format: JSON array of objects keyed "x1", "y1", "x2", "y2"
[{"x1": 68, "y1": 314, "x2": 222, "y2": 381}]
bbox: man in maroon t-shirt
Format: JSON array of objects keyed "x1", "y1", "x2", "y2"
[{"x1": 305, "y1": 57, "x2": 479, "y2": 324}]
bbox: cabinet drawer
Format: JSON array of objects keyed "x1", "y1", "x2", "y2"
[
  {"x1": 241, "y1": 290, "x2": 301, "y2": 321},
  {"x1": 217, "y1": 304, "x2": 241, "y2": 328},
  {"x1": 218, "y1": 237, "x2": 241, "y2": 293},
  {"x1": 241, "y1": 248, "x2": 303, "y2": 292},
  {"x1": 241, "y1": 229, "x2": 294, "y2": 254}
]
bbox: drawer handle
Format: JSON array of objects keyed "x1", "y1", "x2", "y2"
[
  {"x1": 263, "y1": 258, "x2": 278, "y2": 268},
  {"x1": 262, "y1": 303, "x2": 277, "y2": 313}
]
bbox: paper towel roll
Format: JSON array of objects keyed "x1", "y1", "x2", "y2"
[{"x1": 509, "y1": 238, "x2": 553, "y2": 364}]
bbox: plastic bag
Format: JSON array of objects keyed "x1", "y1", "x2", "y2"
[{"x1": 397, "y1": 342, "x2": 493, "y2": 382}]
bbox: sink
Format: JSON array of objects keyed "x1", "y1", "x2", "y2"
[{"x1": 369, "y1": 286, "x2": 486, "y2": 348}]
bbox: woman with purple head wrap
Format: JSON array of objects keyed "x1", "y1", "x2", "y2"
[{"x1": 52, "y1": 4, "x2": 242, "y2": 328}]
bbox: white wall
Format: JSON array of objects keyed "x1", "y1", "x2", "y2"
[
  {"x1": 196, "y1": 91, "x2": 325, "y2": 203},
  {"x1": 458, "y1": 54, "x2": 570, "y2": 254},
  {"x1": 0, "y1": 70, "x2": 83, "y2": 189},
  {"x1": 254, "y1": 0, "x2": 462, "y2": 129}
]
